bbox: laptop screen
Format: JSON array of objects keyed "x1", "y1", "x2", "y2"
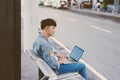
[{"x1": 70, "y1": 45, "x2": 84, "y2": 62}]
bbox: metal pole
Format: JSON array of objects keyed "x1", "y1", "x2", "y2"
[{"x1": 113, "y1": 0, "x2": 119, "y2": 14}]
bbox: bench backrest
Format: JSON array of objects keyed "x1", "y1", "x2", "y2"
[{"x1": 25, "y1": 49, "x2": 58, "y2": 80}]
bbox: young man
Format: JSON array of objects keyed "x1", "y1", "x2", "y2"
[{"x1": 33, "y1": 18, "x2": 87, "y2": 80}]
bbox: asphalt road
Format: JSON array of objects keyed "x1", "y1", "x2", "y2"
[{"x1": 37, "y1": 6, "x2": 120, "y2": 80}]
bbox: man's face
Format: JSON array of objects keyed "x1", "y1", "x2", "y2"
[{"x1": 46, "y1": 25, "x2": 56, "y2": 37}]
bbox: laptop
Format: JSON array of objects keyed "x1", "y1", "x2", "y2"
[{"x1": 68, "y1": 45, "x2": 84, "y2": 62}]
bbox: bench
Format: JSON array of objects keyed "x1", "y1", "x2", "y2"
[{"x1": 25, "y1": 49, "x2": 84, "y2": 80}]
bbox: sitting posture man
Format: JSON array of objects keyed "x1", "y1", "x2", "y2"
[{"x1": 33, "y1": 18, "x2": 88, "y2": 80}]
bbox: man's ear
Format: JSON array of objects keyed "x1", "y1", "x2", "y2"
[
  {"x1": 44, "y1": 26, "x2": 49, "y2": 31},
  {"x1": 45, "y1": 26, "x2": 50, "y2": 30}
]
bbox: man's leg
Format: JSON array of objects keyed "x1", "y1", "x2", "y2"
[{"x1": 58, "y1": 62, "x2": 87, "y2": 79}]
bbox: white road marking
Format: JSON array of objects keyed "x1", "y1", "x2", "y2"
[
  {"x1": 66, "y1": 17, "x2": 77, "y2": 22},
  {"x1": 51, "y1": 37, "x2": 108, "y2": 80},
  {"x1": 90, "y1": 18, "x2": 99, "y2": 21},
  {"x1": 90, "y1": 25, "x2": 112, "y2": 33},
  {"x1": 52, "y1": 14, "x2": 59, "y2": 17},
  {"x1": 102, "y1": 20, "x2": 112, "y2": 23}
]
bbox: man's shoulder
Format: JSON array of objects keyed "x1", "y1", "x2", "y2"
[
  {"x1": 35, "y1": 36, "x2": 48, "y2": 45},
  {"x1": 37, "y1": 36, "x2": 45, "y2": 41}
]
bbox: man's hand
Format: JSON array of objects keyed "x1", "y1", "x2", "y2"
[
  {"x1": 55, "y1": 53, "x2": 68, "y2": 58},
  {"x1": 55, "y1": 53, "x2": 68, "y2": 63},
  {"x1": 59, "y1": 57, "x2": 68, "y2": 64}
]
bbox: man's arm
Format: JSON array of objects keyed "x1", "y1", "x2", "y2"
[
  {"x1": 55, "y1": 53, "x2": 68, "y2": 58},
  {"x1": 55, "y1": 53, "x2": 68, "y2": 64}
]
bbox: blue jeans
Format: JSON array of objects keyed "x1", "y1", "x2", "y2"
[{"x1": 58, "y1": 62, "x2": 87, "y2": 80}]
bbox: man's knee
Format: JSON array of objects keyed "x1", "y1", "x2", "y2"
[{"x1": 77, "y1": 62, "x2": 86, "y2": 68}]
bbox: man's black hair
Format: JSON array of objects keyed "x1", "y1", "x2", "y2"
[{"x1": 41, "y1": 18, "x2": 57, "y2": 30}]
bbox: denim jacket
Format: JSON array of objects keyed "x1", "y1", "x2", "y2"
[{"x1": 33, "y1": 33, "x2": 60, "y2": 70}]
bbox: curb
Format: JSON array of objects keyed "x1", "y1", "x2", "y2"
[{"x1": 67, "y1": 8, "x2": 120, "y2": 23}]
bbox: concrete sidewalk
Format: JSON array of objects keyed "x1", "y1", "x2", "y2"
[{"x1": 67, "y1": 7, "x2": 120, "y2": 23}]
